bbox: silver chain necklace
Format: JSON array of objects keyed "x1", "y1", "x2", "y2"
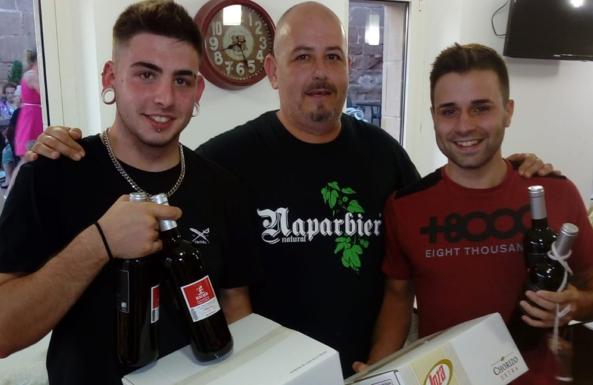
[{"x1": 100, "y1": 130, "x2": 186, "y2": 198}]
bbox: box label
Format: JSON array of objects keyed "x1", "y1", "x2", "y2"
[
  {"x1": 423, "y1": 360, "x2": 453, "y2": 385},
  {"x1": 489, "y1": 352, "x2": 523, "y2": 383},
  {"x1": 181, "y1": 276, "x2": 221, "y2": 322},
  {"x1": 412, "y1": 349, "x2": 459, "y2": 385}
]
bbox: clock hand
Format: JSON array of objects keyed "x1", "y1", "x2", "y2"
[
  {"x1": 224, "y1": 41, "x2": 248, "y2": 66},
  {"x1": 237, "y1": 41, "x2": 248, "y2": 65}
]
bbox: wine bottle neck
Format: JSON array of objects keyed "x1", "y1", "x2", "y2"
[
  {"x1": 529, "y1": 195, "x2": 547, "y2": 221},
  {"x1": 158, "y1": 217, "x2": 177, "y2": 231},
  {"x1": 531, "y1": 217, "x2": 549, "y2": 229},
  {"x1": 552, "y1": 224, "x2": 579, "y2": 257},
  {"x1": 161, "y1": 227, "x2": 182, "y2": 245}
]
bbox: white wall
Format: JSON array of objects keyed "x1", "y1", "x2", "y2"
[
  {"x1": 404, "y1": 0, "x2": 593, "y2": 204},
  {"x1": 40, "y1": 0, "x2": 347, "y2": 149}
]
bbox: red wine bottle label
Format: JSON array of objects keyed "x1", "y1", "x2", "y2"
[
  {"x1": 151, "y1": 285, "x2": 160, "y2": 324},
  {"x1": 180, "y1": 276, "x2": 221, "y2": 322}
]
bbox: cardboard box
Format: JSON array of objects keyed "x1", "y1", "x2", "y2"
[
  {"x1": 122, "y1": 313, "x2": 343, "y2": 385},
  {"x1": 345, "y1": 313, "x2": 527, "y2": 385}
]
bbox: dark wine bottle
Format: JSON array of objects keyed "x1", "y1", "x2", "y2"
[
  {"x1": 116, "y1": 192, "x2": 160, "y2": 368},
  {"x1": 151, "y1": 193, "x2": 233, "y2": 362}
]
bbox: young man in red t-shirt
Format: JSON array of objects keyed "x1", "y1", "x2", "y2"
[{"x1": 361, "y1": 43, "x2": 593, "y2": 385}]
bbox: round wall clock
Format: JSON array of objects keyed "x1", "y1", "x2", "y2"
[{"x1": 194, "y1": 0, "x2": 275, "y2": 90}]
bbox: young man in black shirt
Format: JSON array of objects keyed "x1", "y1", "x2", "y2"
[{"x1": 0, "y1": 2, "x2": 257, "y2": 384}]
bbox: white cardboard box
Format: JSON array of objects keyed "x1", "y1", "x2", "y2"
[
  {"x1": 122, "y1": 313, "x2": 343, "y2": 385},
  {"x1": 345, "y1": 313, "x2": 528, "y2": 385}
]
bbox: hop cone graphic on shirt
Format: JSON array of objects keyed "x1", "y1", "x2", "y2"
[{"x1": 321, "y1": 181, "x2": 369, "y2": 272}]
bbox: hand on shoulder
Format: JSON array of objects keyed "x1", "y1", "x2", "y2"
[{"x1": 28, "y1": 126, "x2": 84, "y2": 162}]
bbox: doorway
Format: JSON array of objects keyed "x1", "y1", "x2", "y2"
[{"x1": 0, "y1": 0, "x2": 44, "y2": 205}]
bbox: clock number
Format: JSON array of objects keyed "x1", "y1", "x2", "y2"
[
  {"x1": 214, "y1": 51, "x2": 224, "y2": 66},
  {"x1": 247, "y1": 60, "x2": 256, "y2": 74},
  {"x1": 225, "y1": 61, "x2": 233, "y2": 75},
  {"x1": 254, "y1": 20, "x2": 262, "y2": 35},
  {"x1": 211, "y1": 21, "x2": 223, "y2": 36},
  {"x1": 236, "y1": 62, "x2": 245, "y2": 77},
  {"x1": 247, "y1": 12, "x2": 253, "y2": 26},
  {"x1": 259, "y1": 36, "x2": 267, "y2": 50},
  {"x1": 256, "y1": 49, "x2": 264, "y2": 63},
  {"x1": 208, "y1": 37, "x2": 219, "y2": 51}
]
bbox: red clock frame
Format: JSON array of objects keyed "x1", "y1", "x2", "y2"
[{"x1": 194, "y1": 0, "x2": 276, "y2": 90}]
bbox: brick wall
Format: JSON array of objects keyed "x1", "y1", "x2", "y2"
[
  {"x1": 348, "y1": 3, "x2": 384, "y2": 107},
  {"x1": 0, "y1": 0, "x2": 36, "y2": 84}
]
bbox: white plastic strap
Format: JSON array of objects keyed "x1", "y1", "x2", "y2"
[{"x1": 547, "y1": 242, "x2": 573, "y2": 353}]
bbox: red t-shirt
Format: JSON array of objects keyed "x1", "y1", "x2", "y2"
[{"x1": 383, "y1": 163, "x2": 593, "y2": 385}]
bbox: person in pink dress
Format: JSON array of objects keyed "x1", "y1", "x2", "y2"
[
  {"x1": 14, "y1": 50, "x2": 42, "y2": 157},
  {"x1": 6, "y1": 50, "x2": 42, "y2": 197}
]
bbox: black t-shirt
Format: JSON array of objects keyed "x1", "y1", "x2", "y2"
[
  {"x1": 197, "y1": 111, "x2": 420, "y2": 376},
  {"x1": 0, "y1": 134, "x2": 259, "y2": 385}
]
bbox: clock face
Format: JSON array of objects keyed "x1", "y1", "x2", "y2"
[{"x1": 198, "y1": 2, "x2": 275, "y2": 89}]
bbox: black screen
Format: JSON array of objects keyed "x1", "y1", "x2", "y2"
[{"x1": 503, "y1": 0, "x2": 593, "y2": 60}]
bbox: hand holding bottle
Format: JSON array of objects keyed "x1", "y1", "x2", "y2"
[
  {"x1": 116, "y1": 193, "x2": 161, "y2": 369},
  {"x1": 95, "y1": 195, "x2": 182, "y2": 260},
  {"x1": 518, "y1": 284, "x2": 578, "y2": 328}
]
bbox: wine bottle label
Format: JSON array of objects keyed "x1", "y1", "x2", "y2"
[
  {"x1": 151, "y1": 285, "x2": 160, "y2": 324},
  {"x1": 180, "y1": 276, "x2": 221, "y2": 322},
  {"x1": 118, "y1": 269, "x2": 130, "y2": 314}
]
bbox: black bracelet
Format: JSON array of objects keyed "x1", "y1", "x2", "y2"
[{"x1": 94, "y1": 222, "x2": 114, "y2": 260}]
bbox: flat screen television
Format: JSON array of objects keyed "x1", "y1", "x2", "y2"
[{"x1": 503, "y1": 0, "x2": 593, "y2": 61}]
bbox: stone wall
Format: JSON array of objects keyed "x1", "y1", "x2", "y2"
[{"x1": 0, "y1": 0, "x2": 36, "y2": 84}]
